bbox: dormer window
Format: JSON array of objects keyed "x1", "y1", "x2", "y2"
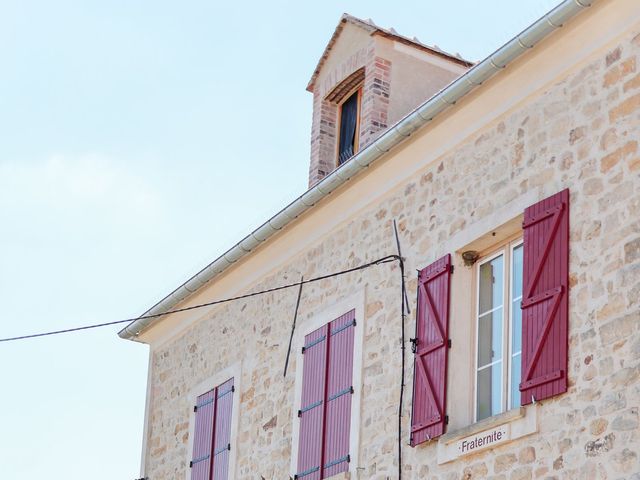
[
  {"x1": 307, "y1": 14, "x2": 472, "y2": 186},
  {"x1": 337, "y1": 88, "x2": 362, "y2": 165}
]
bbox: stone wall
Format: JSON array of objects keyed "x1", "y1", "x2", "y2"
[{"x1": 144, "y1": 24, "x2": 640, "y2": 480}]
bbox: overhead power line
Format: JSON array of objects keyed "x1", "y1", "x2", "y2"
[{"x1": 0, "y1": 254, "x2": 400, "y2": 343}]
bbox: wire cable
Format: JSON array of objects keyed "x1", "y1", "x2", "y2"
[
  {"x1": 393, "y1": 219, "x2": 408, "y2": 480},
  {"x1": 283, "y1": 275, "x2": 304, "y2": 377},
  {"x1": 0, "y1": 254, "x2": 400, "y2": 343}
]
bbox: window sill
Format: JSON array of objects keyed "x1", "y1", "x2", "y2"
[{"x1": 437, "y1": 405, "x2": 537, "y2": 464}]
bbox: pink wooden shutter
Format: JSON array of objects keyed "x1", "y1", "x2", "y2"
[
  {"x1": 212, "y1": 378, "x2": 234, "y2": 480},
  {"x1": 191, "y1": 389, "x2": 216, "y2": 480},
  {"x1": 520, "y1": 189, "x2": 569, "y2": 404},
  {"x1": 296, "y1": 325, "x2": 328, "y2": 480},
  {"x1": 411, "y1": 254, "x2": 451, "y2": 446},
  {"x1": 323, "y1": 309, "x2": 355, "y2": 477}
]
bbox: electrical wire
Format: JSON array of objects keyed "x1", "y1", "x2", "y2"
[
  {"x1": 393, "y1": 219, "x2": 409, "y2": 480},
  {"x1": 283, "y1": 275, "x2": 304, "y2": 377},
  {"x1": 0, "y1": 254, "x2": 400, "y2": 343}
]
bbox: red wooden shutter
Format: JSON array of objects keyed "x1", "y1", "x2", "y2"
[
  {"x1": 520, "y1": 189, "x2": 569, "y2": 404},
  {"x1": 296, "y1": 311, "x2": 356, "y2": 479},
  {"x1": 411, "y1": 254, "x2": 451, "y2": 446},
  {"x1": 212, "y1": 378, "x2": 234, "y2": 480},
  {"x1": 191, "y1": 389, "x2": 216, "y2": 480},
  {"x1": 296, "y1": 325, "x2": 328, "y2": 480},
  {"x1": 323, "y1": 310, "x2": 355, "y2": 478}
]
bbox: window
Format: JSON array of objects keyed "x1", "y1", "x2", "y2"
[
  {"x1": 337, "y1": 88, "x2": 361, "y2": 166},
  {"x1": 295, "y1": 310, "x2": 356, "y2": 479},
  {"x1": 474, "y1": 240, "x2": 523, "y2": 421},
  {"x1": 190, "y1": 378, "x2": 235, "y2": 480},
  {"x1": 413, "y1": 190, "x2": 569, "y2": 460}
]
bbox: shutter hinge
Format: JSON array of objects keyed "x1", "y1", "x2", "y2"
[
  {"x1": 445, "y1": 415, "x2": 449, "y2": 425},
  {"x1": 410, "y1": 338, "x2": 417, "y2": 353},
  {"x1": 231, "y1": 385, "x2": 235, "y2": 393},
  {"x1": 447, "y1": 339, "x2": 452, "y2": 348},
  {"x1": 301, "y1": 346, "x2": 306, "y2": 354},
  {"x1": 449, "y1": 264, "x2": 454, "y2": 274},
  {"x1": 297, "y1": 409, "x2": 302, "y2": 418},
  {"x1": 189, "y1": 461, "x2": 193, "y2": 468},
  {"x1": 193, "y1": 405, "x2": 197, "y2": 413}
]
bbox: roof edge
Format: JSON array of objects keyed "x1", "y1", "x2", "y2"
[
  {"x1": 120, "y1": 0, "x2": 596, "y2": 341},
  {"x1": 306, "y1": 13, "x2": 473, "y2": 92}
]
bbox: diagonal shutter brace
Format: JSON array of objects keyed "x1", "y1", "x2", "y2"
[
  {"x1": 301, "y1": 318, "x2": 355, "y2": 353},
  {"x1": 189, "y1": 454, "x2": 210, "y2": 468},
  {"x1": 301, "y1": 334, "x2": 326, "y2": 354},
  {"x1": 294, "y1": 465, "x2": 320, "y2": 479},
  {"x1": 298, "y1": 399, "x2": 323, "y2": 417},
  {"x1": 324, "y1": 454, "x2": 350, "y2": 469},
  {"x1": 217, "y1": 385, "x2": 235, "y2": 399},
  {"x1": 214, "y1": 443, "x2": 231, "y2": 456},
  {"x1": 294, "y1": 454, "x2": 350, "y2": 479},
  {"x1": 327, "y1": 386, "x2": 354, "y2": 401},
  {"x1": 330, "y1": 319, "x2": 356, "y2": 336},
  {"x1": 193, "y1": 395, "x2": 215, "y2": 412}
]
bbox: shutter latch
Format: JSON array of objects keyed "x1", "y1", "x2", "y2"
[{"x1": 410, "y1": 338, "x2": 417, "y2": 353}]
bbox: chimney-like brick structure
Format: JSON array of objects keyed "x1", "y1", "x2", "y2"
[{"x1": 307, "y1": 15, "x2": 472, "y2": 187}]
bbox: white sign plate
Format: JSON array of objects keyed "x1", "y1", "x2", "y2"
[
  {"x1": 455, "y1": 423, "x2": 510, "y2": 455},
  {"x1": 437, "y1": 406, "x2": 537, "y2": 464}
]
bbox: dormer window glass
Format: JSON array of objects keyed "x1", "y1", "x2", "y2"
[{"x1": 337, "y1": 88, "x2": 361, "y2": 165}]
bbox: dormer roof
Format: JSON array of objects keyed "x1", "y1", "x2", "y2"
[{"x1": 306, "y1": 13, "x2": 474, "y2": 92}]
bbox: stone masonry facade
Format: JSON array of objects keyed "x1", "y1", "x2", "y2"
[{"x1": 144, "y1": 25, "x2": 640, "y2": 480}]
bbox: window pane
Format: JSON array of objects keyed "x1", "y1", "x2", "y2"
[
  {"x1": 479, "y1": 255, "x2": 504, "y2": 315},
  {"x1": 478, "y1": 254, "x2": 504, "y2": 369},
  {"x1": 477, "y1": 309, "x2": 503, "y2": 367},
  {"x1": 511, "y1": 245, "x2": 524, "y2": 354},
  {"x1": 511, "y1": 299, "x2": 522, "y2": 354},
  {"x1": 477, "y1": 362, "x2": 502, "y2": 421},
  {"x1": 510, "y1": 243, "x2": 523, "y2": 410},
  {"x1": 338, "y1": 91, "x2": 359, "y2": 165},
  {"x1": 512, "y1": 244, "x2": 523, "y2": 300},
  {"x1": 510, "y1": 353, "x2": 521, "y2": 409},
  {"x1": 476, "y1": 253, "x2": 505, "y2": 421}
]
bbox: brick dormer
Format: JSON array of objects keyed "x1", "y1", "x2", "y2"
[{"x1": 307, "y1": 14, "x2": 473, "y2": 187}]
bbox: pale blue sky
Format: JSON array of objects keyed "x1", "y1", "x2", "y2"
[{"x1": 0, "y1": 1, "x2": 560, "y2": 478}]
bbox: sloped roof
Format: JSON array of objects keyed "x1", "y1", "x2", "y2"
[{"x1": 306, "y1": 13, "x2": 475, "y2": 92}]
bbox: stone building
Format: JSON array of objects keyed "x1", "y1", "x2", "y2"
[{"x1": 120, "y1": 0, "x2": 640, "y2": 478}]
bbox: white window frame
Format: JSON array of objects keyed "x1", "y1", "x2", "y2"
[
  {"x1": 185, "y1": 361, "x2": 242, "y2": 480},
  {"x1": 507, "y1": 240, "x2": 524, "y2": 411},
  {"x1": 289, "y1": 288, "x2": 365, "y2": 478},
  {"x1": 472, "y1": 238, "x2": 523, "y2": 422}
]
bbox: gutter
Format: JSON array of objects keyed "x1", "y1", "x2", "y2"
[{"x1": 119, "y1": 0, "x2": 595, "y2": 341}]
